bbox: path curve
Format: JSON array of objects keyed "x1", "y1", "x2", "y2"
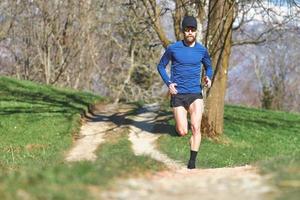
[
  {"x1": 128, "y1": 103, "x2": 184, "y2": 170},
  {"x1": 65, "y1": 103, "x2": 276, "y2": 199},
  {"x1": 101, "y1": 103, "x2": 276, "y2": 200},
  {"x1": 65, "y1": 104, "x2": 126, "y2": 162}
]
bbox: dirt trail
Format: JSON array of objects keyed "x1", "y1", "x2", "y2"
[
  {"x1": 101, "y1": 166, "x2": 274, "y2": 200},
  {"x1": 66, "y1": 103, "x2": 276, "y2": 200},
  {"x1": 128, "y1": 103, "x2": 184, "y2": 170},
  {"x1": 65, "y1": 104, "x2": 122, "y2": 162}
]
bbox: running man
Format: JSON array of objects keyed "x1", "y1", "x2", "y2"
[{"x1": 157, "y1": 16, "x2": 213, "y2": 169}]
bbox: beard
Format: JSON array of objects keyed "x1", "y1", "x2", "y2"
[{"x1": 184, "y1": 35, "x2": 196, "y2": 44}]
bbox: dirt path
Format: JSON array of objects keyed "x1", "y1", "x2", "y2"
[
  {"x1": 128, "y1": 103, "x2": 184, "y2": 170},
  {"x1": 65, "y1": 104, "x2": 127, "y2": 162},
  {"x1": 66, "y1": 103, "x2": 276, "y2": 200},
  {"x1": 101, "y1": 166, "x2": 275, "y2": 200}
]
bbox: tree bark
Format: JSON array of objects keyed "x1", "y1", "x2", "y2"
[
  {"x1": 201, "y1": 0, "x2": 234, "y2": 137},
  {"x1": 142, "y1": 0, "x2": 171, "y2": 48},
  {"x1": 173, "y1": 0, "x2": 182, "y2": 41}
]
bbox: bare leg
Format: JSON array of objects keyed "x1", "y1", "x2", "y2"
[
  {"x1": 173, "y1": 106, "x2": 188, "y2": 136},
  {"x1": 188, "y1": 99, "x2": 204, "y2": 151},
  {"x1": 186, "y1": 99, "x2": 204, "y2": 169}
]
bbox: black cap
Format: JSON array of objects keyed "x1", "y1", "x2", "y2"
[{"x1": 182, "y1": 16, "x2": 197, "y2": 30}]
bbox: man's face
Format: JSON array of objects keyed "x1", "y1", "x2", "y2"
[{"x1": 183, "y1": 26, "x2": 197, "y2": 43}]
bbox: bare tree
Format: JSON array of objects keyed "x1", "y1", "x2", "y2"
[
  {"x1": 138, "y1": 0, "x2": 235, "y2": 137},
  {"x1": 1, "y1": 0, "x2": 87, "y2": 85},
  {"x1": 253, "y1": 32, "x2": 300, "y2": 111},
  {"x1": 1, "y1": 0, "x2": 298, "y2": 122},
  {"x1": 136, "y1": 0, "x2": 299, "y2": 136},
  {"x1": 85, "y1": 0, "x2": 162, "y2": 102},
  {"x1": 228, "y1": 0, "x2": 300, "y2": 112}
]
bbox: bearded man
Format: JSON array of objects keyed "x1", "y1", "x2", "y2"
[{"x1": 157, "y1": 16, "x2": 213, "y2": 169}]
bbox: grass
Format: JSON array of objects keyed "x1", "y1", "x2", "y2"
[
  {"x1": 158, "y1": 104, "x2": 299, "y2": 167},
  {"x1": 1, "y1": 75, "x2": 299, "y2": 199},
  {"x1": 0, "y1": 76, "x2": 165, "y2": 199},
  {"x1": 157, "y1": 104, "x2": 300, "y2": 199},
  {"x1": 0, "y1": 76, "x2": 102, "y2": 168},
  {"x1": 259, "y1": 155, "x2": 300, "y2": 200},
  {"x1": 0, "y1": 132, "x2": 165, "y2": 200}
]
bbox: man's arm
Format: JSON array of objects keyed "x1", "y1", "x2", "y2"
[
  {"x1": 157, "y1": 46, "x2": 172, "y2": 87},
  {"x1": 202, "y1": 49, "x2": 214, "y2": 88},
  {"x1": 202, "y1": 49, "x2": 213, "y2": 80}
]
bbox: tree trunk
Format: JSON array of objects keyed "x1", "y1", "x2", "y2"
[
  {"x1": 141, "y1": 0, "x2": 235, "y2": 137},
  {"x1": 114, "y1": 39, "x2": 136, "y2": 103},
  {"x1": 201, "y1": 0, "x2": 234, "y2": 137}
]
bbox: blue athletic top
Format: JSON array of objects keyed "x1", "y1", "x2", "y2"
[{"x1": 157, "y1": 41, "x2": 213, "y2": 94}]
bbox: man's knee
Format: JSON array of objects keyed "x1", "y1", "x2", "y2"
[
  {"x1": 191, "y1": 123, "x2": 200, "y2": 133},
  {"x1": 176, "y1": 127, "x2": 188, "y2": 136}
]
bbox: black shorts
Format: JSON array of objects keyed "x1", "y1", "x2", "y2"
[{"x1": 170, "y1": 93, "x2": 203, "y2": 108}]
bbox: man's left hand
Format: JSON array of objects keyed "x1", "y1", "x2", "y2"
[{"x1": 204, "y1": 76, "x2": 211, "y2": 88}]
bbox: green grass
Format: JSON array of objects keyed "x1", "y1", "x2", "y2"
[
  {"x1": 158, "y1": 104, "x2": 299, "y2": 167},
  {"x1": 0, "y1": 76, "x2": 165, "y2": 199},
  {"x1": 157, "y1": 104, "x2": 300, "y2": 199},
  {"x1": 1, "y1": 75, "x2": 299, "y2": 199},
  {"x1": 0, "y1": 76, "x2": 102, "y2": 168},
  {"x1": 259, "y1": 155, "x2": 300, "y2": 200},
  {"x1": 0, "y1": 133, "x2": 165, "y2": 200}
]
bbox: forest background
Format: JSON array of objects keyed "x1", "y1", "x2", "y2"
[{"x1": 0, "y1": 0, "x2": 299, "y2": 136}]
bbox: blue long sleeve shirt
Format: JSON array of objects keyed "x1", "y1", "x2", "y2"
[{"x1": 157, "y1": 41, "x2": 213, "y2": 94}]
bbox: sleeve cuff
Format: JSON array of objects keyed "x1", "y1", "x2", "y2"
[{"x1": 166, "y1": 81, "x2": 172, "y2": 87}]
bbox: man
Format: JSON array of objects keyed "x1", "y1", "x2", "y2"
[{"x1": 157, "y1": 16, "x2": 213, "y2": 169}]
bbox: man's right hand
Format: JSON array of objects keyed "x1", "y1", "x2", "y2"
[
  {"x1": 204, "y1": 76, "x2": 211, "y2": 88},
  {"x1": 169, "y1": 83, "x2": 178, "y2": 95}
]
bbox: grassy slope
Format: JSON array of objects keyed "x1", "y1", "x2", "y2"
[
  {"x1": 0, "y1": 76, "x2": 102, "y2": 168},
  {"x1": 1, "y1": 76, "x2": 299, "y2": 199},
  {"x1": 158, "y1": 104, "x2": 299, "y2": 167},
  {"x1": 1, "y1": 133, "x2": 164, "y2": 200},
  {"x1": 158, "y1": 104, "x2": 300, "y2": 199},
  {"x1": 0, "y1": 76, "x2": 165, "y2": 199}
]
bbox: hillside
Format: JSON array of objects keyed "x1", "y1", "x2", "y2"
[
  {"x1": 0, "y1": 76, "x2": 103, "y2": 167},
  {"x1": 0, "y1": 76, "x2": 299, "y2": 199}
]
